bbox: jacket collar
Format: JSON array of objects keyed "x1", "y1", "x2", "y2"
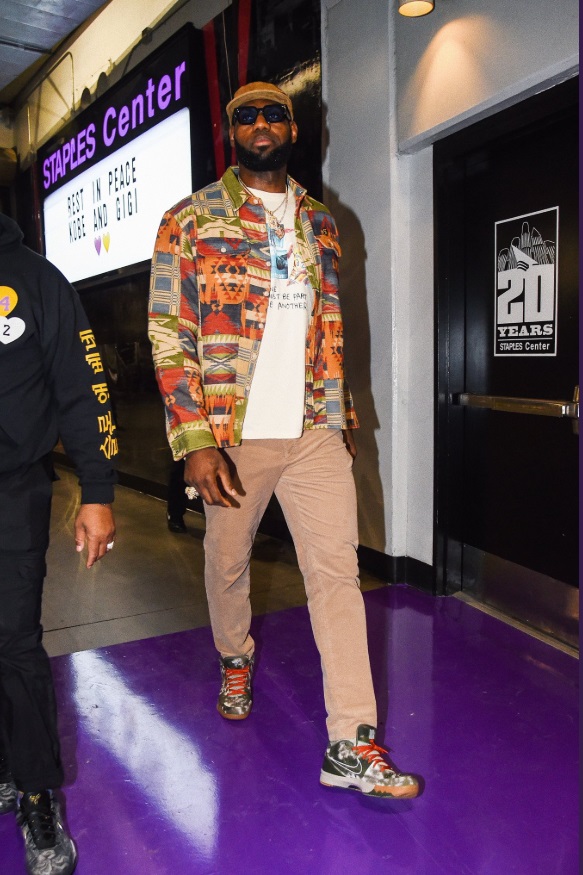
[{"x1": 222, "y1": 166, "x2": 307, "y2": 211}]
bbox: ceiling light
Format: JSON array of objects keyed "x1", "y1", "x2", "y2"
[{"x1": 398, "y1": 0, "x2": 435, "y2": 17}]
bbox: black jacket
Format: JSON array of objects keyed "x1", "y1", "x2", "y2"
[{"x1": 0, "y1": 213, "x2": 117, "y2": 503}]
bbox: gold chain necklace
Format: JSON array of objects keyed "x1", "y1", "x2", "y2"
[{"x1": 241, "y1": 181, "x2": 289, "y2": 239}]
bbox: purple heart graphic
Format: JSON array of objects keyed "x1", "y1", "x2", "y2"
[{"x1": 94, "y1": 237, "x2": 102, "y2": 254}]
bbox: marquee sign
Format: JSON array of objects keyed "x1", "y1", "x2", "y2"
[{"x1": 38, "y1": 26, "x2": 214, "y2": 285}]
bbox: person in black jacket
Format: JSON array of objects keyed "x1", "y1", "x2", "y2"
[{"x1": 0, "y1": 213, "x2": 117, "y2": 875}]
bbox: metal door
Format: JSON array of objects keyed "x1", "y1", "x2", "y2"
[{"x1": 434, "y1": 78, "x2": 579, "y2": 646}]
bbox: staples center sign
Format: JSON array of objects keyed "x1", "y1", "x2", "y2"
[
  {"x1": 38, "y1": 28, "x2": 211, "y2": 284},
  {"x1": 42, "y1": 62, "x2": 187, "y2": 193}
]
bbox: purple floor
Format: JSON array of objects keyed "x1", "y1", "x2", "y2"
[{"x1": 1, "y1": 585, "x2": 578, "y2": 874}]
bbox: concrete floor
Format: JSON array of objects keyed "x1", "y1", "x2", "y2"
[{"x1": 43, "y1": 466, "x2": 382, "y2": 658}]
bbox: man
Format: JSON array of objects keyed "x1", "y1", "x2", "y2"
[
  {"x1": 149, "y1": 82, "x2": 418, "y2": 799},
  {"x1": 0, "y1": 212, "x2": 117, "y2": 874}
]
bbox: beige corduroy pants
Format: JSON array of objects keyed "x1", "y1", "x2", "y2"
[{"x1": 203, "y1": 428, "x2": 377, "y2": 741}]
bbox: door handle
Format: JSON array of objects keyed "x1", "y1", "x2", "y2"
[{"x1": 455, "y1": 386, "x2": 579, "y2": 421}]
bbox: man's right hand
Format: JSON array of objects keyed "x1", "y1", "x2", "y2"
[{"x1": 184, "y1": 447, "x2": 239, "y2": 507}]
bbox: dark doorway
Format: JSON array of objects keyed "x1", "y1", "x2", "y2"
[{"x1": 434, "y1": 77, "x2": 579, "y2": 647}]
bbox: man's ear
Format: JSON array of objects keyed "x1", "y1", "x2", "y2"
[
  {"x1": 229, "y1": 126, "x2": 235, "y2": 147},
  {"x1": 290, "y1": 121, "x2": 299, "y2": 145}
]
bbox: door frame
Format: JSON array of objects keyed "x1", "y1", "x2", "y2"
[{"x1": 433, "y1": 76, "x2": 579, "y2": 641}]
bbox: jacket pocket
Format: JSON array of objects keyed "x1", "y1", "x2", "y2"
[
  {"x1": 196, "y1": 218, "x2": 250, "y2": 306},
  {"x1": 195, "y1": 237, "x2": 250, "y2": 305}
]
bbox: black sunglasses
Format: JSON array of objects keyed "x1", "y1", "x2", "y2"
[{"x1": 233, "y1": 104, "x2": 290, "y2": 125}]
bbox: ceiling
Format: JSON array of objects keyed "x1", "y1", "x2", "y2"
[{"x1": 0, "y1": 0, "x2": 110, "y2": 106}]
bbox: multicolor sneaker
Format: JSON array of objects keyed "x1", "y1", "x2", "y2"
[
  {"x1": 217, "y1": 654, "x2": 254, "y2": 720},
  {"x1": 17, "y1": 791, "x2": 77, "y2": 875},
  {"x1": 320, "y1": 724, "x2": 420, "y2": 799}
]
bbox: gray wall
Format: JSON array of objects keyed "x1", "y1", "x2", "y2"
[
  {"x1": 323, "y1": 0, "x2": 578, "y2": 565},
  {"x1": 323, "y1": 0, "x2": 396, "y2": 554},
  {"x1": 395, "y1": 0, "x2": 579, "y2": 150}
]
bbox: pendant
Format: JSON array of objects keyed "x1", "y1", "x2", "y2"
[{"x1": 267, "y1": 213, "x2": 285, "y2": 239}]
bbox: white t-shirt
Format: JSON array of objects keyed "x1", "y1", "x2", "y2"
[{"x1": 242, "y1": 187, "x2": 314, "y2": 439}]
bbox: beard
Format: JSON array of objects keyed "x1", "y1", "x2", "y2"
[{"x1": 234, "y1": 138, "x2": 293, "y2": 172}]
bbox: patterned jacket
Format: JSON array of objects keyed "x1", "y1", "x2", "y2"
[{"x1": 148, "y1": 166, "x2": 357, "y2": 458}]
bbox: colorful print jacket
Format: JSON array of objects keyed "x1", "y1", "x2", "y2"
[{"x1": 148, "y1": 166, "x2": 358, "y2": 458}]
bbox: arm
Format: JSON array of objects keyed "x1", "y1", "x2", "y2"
[
  {"x1": 148, "y1": 209, "x2": 216, "y2": 458},
  {"x1": 40, "y1": 266, "x2": 117, "y2": 564},
  {"x1": 149, "y1": 209, "x2": 238, "y2": 505},
  {"x1": 316, "y1": 210, "x2": 359, "y2": 429},
  {"x1": 42, "y1": 270, "x2": 117, "y2": 506}
]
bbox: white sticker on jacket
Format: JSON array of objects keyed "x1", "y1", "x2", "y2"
[{"x1": 0, "y1": 316, "x2": 25, "y2": 344}]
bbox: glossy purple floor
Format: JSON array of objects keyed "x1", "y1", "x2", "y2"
[{"x1": 1, "y1": 585, "x2": 578, "y2": 874}]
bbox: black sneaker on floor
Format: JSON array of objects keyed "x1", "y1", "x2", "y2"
[
  {"x1": 320, "y1": 724, "x2": 420, "y2": 799},
  {"x1": 217, "y1": 654, "x2": 254, "y2": 720},
  {"x1": 17, "y1": 791, "x2": 77, "y2": 875},
  {"x1": 167, "y1": 513, "x2": 187, "y2": 533}
]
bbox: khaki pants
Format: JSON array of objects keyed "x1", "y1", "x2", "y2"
[{"x1": 204, "y1": 429, "x2": 377, "y2": 741}]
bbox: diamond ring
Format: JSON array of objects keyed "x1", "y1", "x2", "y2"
[
  {"x1": 106, "y1": 541, "x2": 115, "y2": 551},
  {"x1": 185, "y1": 486, "x2": 199, "y2": 500}
]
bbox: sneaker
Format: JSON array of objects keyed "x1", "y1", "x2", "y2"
[
  {"x1": 320, "y1": 724, "x2": 420, "y2": 799},
  {"x1": 17, "y1": 791, "x2": 77, "y2": 875},
  {"x1": 217, "y1": 654, "x2": 254, "y2": 720},
  {"x1": 0, "y1": 754, "x2": 17, "y2": 815},
  {"x1": 167, "y1": 513, "x2": 187, "y2": 533},
  {"x1": 0, "y1": 778, "x2": 18, "y2": 814}
]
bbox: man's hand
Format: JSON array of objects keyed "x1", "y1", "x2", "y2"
[
  {"x1": 75, "y1": 504, "x2": 116, "y2": 569},
  {"x1": 184, "y1": 447, "x2": 239, "y2": 507},
  {"x1": 342, "y1": 429, "x2": 357, "y2": 460}
]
